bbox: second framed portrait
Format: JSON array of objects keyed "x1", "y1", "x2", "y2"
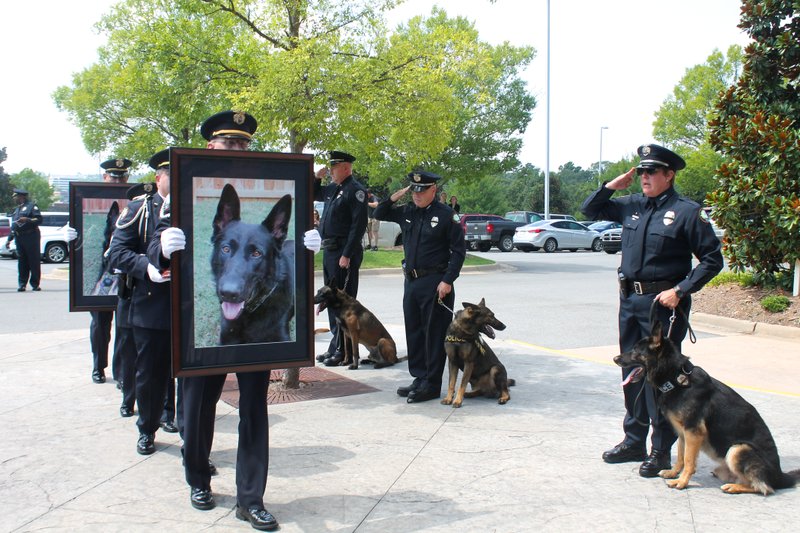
[{"x1": 169, "y1": 147, "x2": 315, "y2": 377}]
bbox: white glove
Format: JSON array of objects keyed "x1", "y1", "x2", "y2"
[
  {"x1": 304, "y1": 229, "x2": 321, "y2": 254},
  {"x1": 147, "y1": 263, "x2": 170, "y2": 283},
  {"x1": 63, "y1": 225, "x2": 78, "y2": 242},
  {"x1": 161, "y1": 227, "x2": 186, "y2": 258}
]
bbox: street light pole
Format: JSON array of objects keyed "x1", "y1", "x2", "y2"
[{"x1": 598, "y1": 126, "x2": 608, "y2": 181}]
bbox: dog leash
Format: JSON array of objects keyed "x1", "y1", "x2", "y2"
[{"x1": 437, "y1": 296, "x2": 455, "y2": 316}]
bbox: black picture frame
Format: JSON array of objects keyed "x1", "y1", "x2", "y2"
[
  {"x1": 68, "y1": 182, "x2": 132, "y2": 312},
  {"x1": 169, "y1": 147, "x2": 315, "y2": 377}
]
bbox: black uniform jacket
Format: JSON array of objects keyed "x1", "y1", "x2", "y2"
[
  {"x1": 374, "y1": 198, "x2": 466, "y2": 285},
  {"x1": 582, "y1": 185, "x2": 723, "y2": 295},
  {"x1": 9, "y1": 200, "x2": 42, "y2": 241},
  {"x1": 313, "y1": 175, "x2": 368, "y2": 258},
  {"x1": 108, "y1": 193, "x2": 169, "y2": 330}
]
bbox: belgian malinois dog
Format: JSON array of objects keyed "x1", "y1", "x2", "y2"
[
  {"x1": 313, "y1": 280, "x2": 398, "y2": 369},
  {"x1": 442, "y1": 298, "x2": 514, "y2": 408},
  {"x1": 615, "y1": 319, "x2": 800, "y2": 494}
]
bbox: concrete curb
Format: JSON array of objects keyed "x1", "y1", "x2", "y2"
[{"x1": 692, "y1": 311, "x2": 800, "y2": 341}]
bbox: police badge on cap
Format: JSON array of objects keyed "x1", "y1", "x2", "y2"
[
  {"x1": 407, "y1": 170, "x2": 441, "y2": 192},
  {"x1": 100, "y1": 158, "x2": 133, "y2": 178},
  {"x1": 636, "y1": 144, "x2": 686, "y2": 171},
  {"x1": 200, "y1": 110, "x2": 257, "y2": 141}
]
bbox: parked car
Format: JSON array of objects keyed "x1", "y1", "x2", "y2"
[
  {"x1": 504, "y1": 211, "x2": 544, "y2": 224},
  {"x1": 587, "y1": 220, "x2": 622, "y2": 234},
  {"x1": 0, "y1": 216, "x2": 10, "y2": 239},
  {"x1": 600, "y1": 227, "x2": 622, "y2": 254},
  {"x1": 545, "y1": 213, "x2": 577, "y2": 221},
  {"x1": 513, "y1": 219, "x2": 602, "y2": 253},
  {"x1": 458, "y1": 214, "x2": 508, "y2": 250},
  {"x1": 0, "y1": 211, "x2": 70, "y2": 263}
]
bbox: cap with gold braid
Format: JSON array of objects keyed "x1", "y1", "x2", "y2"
[
  {"x1": 406, "y1": 170, "x2": 441, "y2": 192},
  {"x1": 100, "y1": 158, "x2": 132, "y2": 178},
  {"x1": 200, "y1": 110, "x2": 258, "y2": 141},
  {"x1": 148, "y1": 148, "x2": 170, "y2": 171}
]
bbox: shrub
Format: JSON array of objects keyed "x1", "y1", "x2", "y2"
[{"x1": 761, "y1": 295, "x2": 790, "y2": 313}]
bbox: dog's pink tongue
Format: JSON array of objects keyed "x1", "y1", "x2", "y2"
[
  {"x1": 315, "y1": 304, "x2": 321, "y2": 316},
  {"x1": 621, "y1": 367, "x2": 643, "y2": 387},
  {"x1": 222, "y1": 301, "x2": 244, "y2": 320}
]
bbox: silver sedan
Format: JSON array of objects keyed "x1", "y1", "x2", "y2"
[{"x1": 513, "y1": 220, "x2": 602, "y2": 253}]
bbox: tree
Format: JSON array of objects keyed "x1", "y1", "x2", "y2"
[
  {"x1": 0, "y1": 148, "x2": 14, "y2": 213},
  {"x1": 708, "y1": 0, "x2": 800, "y2": 287},
  {"x1": 54, "y1": 0, "x2": 535, "y2": 180},
  {"x1": 10, "y1": 169, "x2": 56, "y2": 210}
]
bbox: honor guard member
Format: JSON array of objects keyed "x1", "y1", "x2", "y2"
[
  {"x1": 89, "y1": 158, "x2": 132, "y2": 384},
  {"x1": 6, "y1": 189, "x2": 43, "y2": 292},
  {"x1": 581, "y1": 143, "x2": 722, "y2": 477},
  {"x1": 148, "y1": 111, "x2": 281, "y2": 531},
  {"x1": 313, "y1": 150, "x2": 368, "y2": 366},
  {"x1": 107, "y1": 149, "x2": 173, "y2": 456},
  {"x1": 374, "y1": 171, "x2": 466, "y2": 403}
]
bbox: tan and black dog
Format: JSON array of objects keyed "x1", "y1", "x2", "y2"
[
  {"x1": 615, "y1": 320, "x2": 800, "y2": 495},
  {"x1": 442, "y1": 298, "x2": 514, "y2": 408},
  {"x1": 313, "y1": 280, "x2": 398, "y2": 370}
]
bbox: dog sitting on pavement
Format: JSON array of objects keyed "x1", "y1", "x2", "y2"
[
  {"x1": 442, "y1": 298, "x2": 514, "y2": 408},
  {"x1": 313, "y1": 280, "x2": 398, "y2": 370},
  {"x1": 614, "y1": 319, "x2": 800, "y2": 495}
]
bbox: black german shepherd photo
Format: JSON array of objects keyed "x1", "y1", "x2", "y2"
[
  {"x1": 211, "y1": 183, "x2": 294, "y2": 345},
  {"x1": 614, "y1": 319, "x2": 800, "y2": 495},
  {"x1": 442, "y1": 298, "x2": 514, "y2": 408},
  {"x1": 313, "y1": 280, "x2": 398, "y2": 369}
]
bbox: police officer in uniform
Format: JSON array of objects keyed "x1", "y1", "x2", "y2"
[
  {"x1": 581, "y1": 143, "x2": 723, "y2": 477},
  {"x1": 374, "y1": 171, "x2": 466, "y2": 403},
  {"x1": 148, "y1": 111, "x2": 280, "y2": 531},
  {"x1": 6, "y1": 189, "x2": 43, "y2": 292},
  {"x1": 89, "y1": 158, "x2": 132, "y2": 384},
  {"x1": 313, "y1": 151, "x2": 368, "y2": 366},
  {"x1": 107, "y1": 149, "x2": 172, "y2": 456}
]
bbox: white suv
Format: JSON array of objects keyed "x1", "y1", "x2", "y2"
[{"x1": 1, "y1": 211, "x2": 70, "y2": 263}]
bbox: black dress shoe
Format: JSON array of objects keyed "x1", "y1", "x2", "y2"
[
  {"x1": 235, "y1": 505, "x2": 279, "y2": 531},
  {"x1": 397, "y1": 378, "x2": 423, "y2": 397},
  {"x1": 602, "y1": 442, "x2": 646, "y2": 464},
  {"x1": 407, "y1": 387, "x2": 440, "y2": 403},
  {"x1": 316, "y1": 351, "x2": 330, "y2": 362},
  {"x1": 209, "y1": 460, "x2": 218, "y2": 476},
  {"x1": 161, "y1": 421, "x2": 179, "y2": 433},
  {"x1": 92, "y1": 370, "x2": 106, "y2": 384},
  {"x1": 190, "y1": 487, "x2": 215, "y2": 510},
  {"x1": 17, "y1": 287, "x2": 25, "y2": 292},
  {"x1": 136, "y1": 433, "x2": 155, "y2": 455},
  {"x1": 323, "y1": 353, "x2": 344, "y2": 366},
  {"x1": 120, "y1": 405, "x2": 134, "y2": 418},
  {"x1": 32, "y1": 286, "x2": 41, "y2": 292},
  {"x1": 639, "y1": 449, "x2": 672, "y2": 478}
]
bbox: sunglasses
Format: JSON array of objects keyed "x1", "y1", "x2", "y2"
[{"x1": 636, "y1": 167, "x2": 664, "y2": 176}]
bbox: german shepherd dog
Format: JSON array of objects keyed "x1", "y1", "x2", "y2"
[
  {"x1": 313, "y1": 279, "x2": 398, "y2": 369},
  {"x1": 615, "y1": 319, "x2": 800, "y2": 494},
  {"x1": 442, "y1": 299, "x2": 514, "y2": 408},
  {"x1": 212, "y1": 184, "x2": 294, "y2": 345}
]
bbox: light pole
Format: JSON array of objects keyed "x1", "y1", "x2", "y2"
[{"x1": 598, "y1": 126, "x2": 608, "y2": 181}]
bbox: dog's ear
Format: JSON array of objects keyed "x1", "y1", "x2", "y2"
[
  {"x1": 478, "y1": 297, "x2": 486, "y2": 307},
  {"x1": 213, "y1": 184, "x2": 241, "y2": 238},
  {"x1": 462, "y1": 301, "x2": 475, "y2": 309},
  {"x1": 264, "y1": 194, "x2": 292, "y2": 245},
  {"x1": 650, "y1": 321, "x2": 664, "y2": 350}
]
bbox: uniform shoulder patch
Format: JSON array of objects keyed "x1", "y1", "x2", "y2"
[{"x1": 355, "y1": 190, "x2": 366, "y2": 202}]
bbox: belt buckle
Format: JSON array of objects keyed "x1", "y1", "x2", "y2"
[
  {"x1": 410, "y1": 269, "x2": 418, "y2": 279},
  {"x1": 633, "y1": 281, "x2": 644, "y2": 295}
]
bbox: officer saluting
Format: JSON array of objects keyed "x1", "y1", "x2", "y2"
[
  {"x1": 7, "y1": 188, "x2": 43, "y2": 292},
  {"x1": 313, "y1": 150, "x2": 368, "y2": 366},
  {"x1": 374, "y1": 170, "x2": 466, "y2": 403},
  {"x1": 581, "y1": 143, "x2": 723, "y2": 477},
  {"x1": 107, "y1": 149, "x2": 173, "y2": 456}
]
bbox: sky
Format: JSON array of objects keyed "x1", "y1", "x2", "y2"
[{"x1": 0, "y1": 0, "x2": 751, "y2": 178}]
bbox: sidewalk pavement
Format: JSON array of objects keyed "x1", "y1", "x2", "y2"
[{"x1": 1, "y1": 315, "x2": 798, "y2": 532}]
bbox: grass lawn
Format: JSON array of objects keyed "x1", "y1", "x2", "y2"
[{"x1": 313, "y1": 248, "x2": 492, "y2": 270}]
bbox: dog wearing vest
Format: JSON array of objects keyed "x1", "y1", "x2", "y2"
[{"x1": 442, "y1": 298, "x2": 514, "y2": 408}]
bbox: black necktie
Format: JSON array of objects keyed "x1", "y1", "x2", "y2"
[{"x1": 631, "y1": 198, "x2": 656, "y2": 273}]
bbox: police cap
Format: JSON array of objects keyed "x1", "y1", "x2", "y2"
[
  {"x1": 328, "y1": 150, "x2": 356, "y2": 165},
  {"x1": 100, "y1": 158, "x2": 133, "y2": 178},
  {"x1": 636, "y1": 144, "x2": 686, "y2": 171},
  {"x1": 407, "y1": 170, "x2": 441, "y2": 192},
  {"x1": 12, "y1": 188, "x2": 29, "y2": 197},
  {"x1": 200, "y1": 111, "x2": 257, "y2": 141},
  {"x1": 126, "y1": 182, "x2": 156, "y2": 200},
  {"x1": 149, "y1": 149, "x2": 170, "y2": 171}
]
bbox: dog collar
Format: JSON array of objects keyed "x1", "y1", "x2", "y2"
[
  {"x1": 657, "y1": 361, "x2": 694, "y2": 393},
  {"x1": 445, "y1": 335, "x2": 487, "y2": 355}
]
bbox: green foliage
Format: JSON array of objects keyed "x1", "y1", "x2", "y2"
[
  {"x1": 448, "y1": 174, "x2": 512, "y2": 215},
  {"x1": 313, "y1": 248, "x2": 493, "y2": 270},
  {"x1": 0, "y1": 147, "x2": 14, "y2": 213},
  {"x1": 10, "y1": 168, "x2": 55, "y2": 210},
  {"x1": 708, "y1": 1, "x2": 800, "y2": 283},
  {"x1": 706, "y1": 271, "x2": 755, "y2": 287},
  {"x1": 675, "y1": 143, "x2": 724, "y2": 204},
  {"x1": 760, "y1": 294, "x2": 790, "y2": 313}
]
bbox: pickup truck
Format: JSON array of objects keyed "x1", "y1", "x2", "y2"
[{"x1": 464, "y1": 211, "x2": 543, "y2": 252}]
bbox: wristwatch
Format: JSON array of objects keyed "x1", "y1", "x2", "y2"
[{"x1": 673, "y1": 285, "x2": 684, "y2": 298}]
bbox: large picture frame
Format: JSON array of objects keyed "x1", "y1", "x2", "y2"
[
  {"x1": 68, "y1": 182, "x2": 133, "y2": 312},
  {"x1": 169, "y1": 147, "x2": 315, "y2": 377}
]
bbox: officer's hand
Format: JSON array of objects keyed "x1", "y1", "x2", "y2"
[
  {"x1": 63, "y1": 225, "x2": 78, "y2": 242},
  {"x1": 605, "y1": 167, "x2": 636, "y2": 190},
  {"x1": 390, "y1": 186, "x2": 411, "y2": 202},
  {"x1": 437, "y1": 281, "x2": 452, "y2": 300},
  {"x1": 161, "y1": 228, "x2": 186, "y2": 258},
  {"x1": 655, "y1": 289, "x2": 679, "y2": 310},
  {"x1": 147, "y1": 263, "x2": 170, "y2": 283},
  {"x1": 315, "y1": 167, "x2": 329, "y2": 179},
  {"x1": 339, "y1": 256, "x2": 350, "y2": 269},
  {"x1": 303, "y1": 229, "x2": 321, "y2": 253}
]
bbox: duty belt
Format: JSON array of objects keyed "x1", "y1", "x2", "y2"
[
  {"x1": 621, "y1": 279, "x2": 676, "y2": 296},
  {"x1": 405, "y1": 265, "x2": 447, "y2": 280},
  {"x1": 321, "y1": 237, "x2": 344, "y2": 251}
]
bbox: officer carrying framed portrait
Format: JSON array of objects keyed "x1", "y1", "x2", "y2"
[
  {"x1": 68, "y1": 182, "x2": 133, "y2": 311},
  {"x1": 168, "y1": 147, "x2": 315, "y2": 377}
]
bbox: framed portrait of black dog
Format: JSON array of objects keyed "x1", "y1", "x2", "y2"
[
  {"x1": 169, "y1": 147, "x2": 315, "y2": 377},
  {"x1": 68, "y1": 182, "x2": 132, "y2": 312}
]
